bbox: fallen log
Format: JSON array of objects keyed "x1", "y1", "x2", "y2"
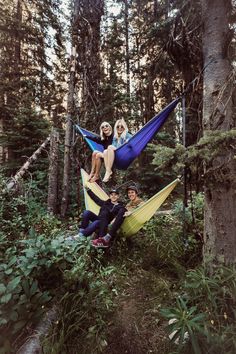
[{"x1": 7, "y1": 136, "x2": 50, "y2": 190}]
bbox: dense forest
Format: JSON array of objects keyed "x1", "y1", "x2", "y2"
[{"x1": 0, "y1": 0, "x2": 236, "y2": 353}]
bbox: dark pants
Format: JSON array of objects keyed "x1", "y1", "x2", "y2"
[
  {"x1": 80, "y1": 210, "x2": 100, "y2": 236},
  {"x1": 80, "y1": 209, "x2": 125, "y2": 238},
  {"x1": 109, "y1": 209, "x2": 125, "y2": 237}
]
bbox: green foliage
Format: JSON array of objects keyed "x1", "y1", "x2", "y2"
[
  {"x1": 140, "y1": 193, "x2": 204, "y2": 275},
  {"x1": 161, "y1": 297, "x2": 206, "y2": 354},
  {"x1": 43, "y1": 262, "x2": 117, "y2": 353},
  {"x1": 173, "y1": 192, "x2": 204, "y2": 242},
  {"x1": 0, "y1": 175, "x2": 62, "y2": 240},
  {"x1": 161, "y1": 265, "x2": 236, "y2": 354},
  {"x1": 0, "y1": 173, "x2": 118, "y2": 353},
  {"x1": 152, "y1": 143, "x2": 186, "y2": 177}
]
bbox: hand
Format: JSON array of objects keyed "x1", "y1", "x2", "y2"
[{"x1": 124, "y1": 211, "x2": 131, "y2": 217}]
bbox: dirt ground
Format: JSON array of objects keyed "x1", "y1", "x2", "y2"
[{"x1": 103, "y1": 267, "x2": 174, "y2": 354}]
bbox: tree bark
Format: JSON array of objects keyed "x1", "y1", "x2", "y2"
[
  {"x1": 60, "y1": 1, "x2": 79, "y2": 217},
  {"x1": 60, "y1": 50, "x2": 76, "y2": 217},
  {"x1": 201, "y1": 0, "x2": 236, "y2": 264},
  {"x1": 47, "y1": 129, "x2": 60, "y2": 214},
  {"x1": 124, "y1": 0, "x2": 131, "y2": 103},
  {"x1": 6, "y1": 136, "x2": 50, "y2": 190}
]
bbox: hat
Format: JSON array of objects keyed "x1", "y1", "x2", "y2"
[
  {"x1": 127, "y1": 185, "x2": 138, "y2": 193},
  {"x1": 109, "y1": 188, "x2": 120, "y2": 195}
]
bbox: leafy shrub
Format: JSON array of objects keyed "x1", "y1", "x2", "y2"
[
  {"x1": 140, "y1": 195, "x2": 203, "y2": 276},
  {"x1": 42, "y1": 260, "x2": 118, "y2": 354},
  {"x1": 161, "y1": 265, "x2": 236, "y2": 354}
]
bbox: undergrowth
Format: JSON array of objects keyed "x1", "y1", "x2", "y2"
[{"x1": 1, "y1": 174, "x2": 235, "y2": 354}]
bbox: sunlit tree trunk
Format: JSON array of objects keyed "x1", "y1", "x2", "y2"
[
  {"x1": 47, "y1": 129, "x2": 60, "y2": 214},
  {"x1": 6, "y1": 136, "x2": 50, "y2": 190},
  {"x1": 60, "y1": 46, "x2": 77, "y2": 217},
  {"x1": 201, "y1": 0, "x2": 236, "y2": 264},
  {"x1": 60, "y1": 1, "x2": 79, "y2": 217}
]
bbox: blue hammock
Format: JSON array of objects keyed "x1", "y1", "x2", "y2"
[{"x1": 76, "y1": 97, "x2": 180, "y2": 170}]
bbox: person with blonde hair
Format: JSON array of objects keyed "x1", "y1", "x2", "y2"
[
  {"x1": 103, "y1": 119, "x2": 132, "y2": 182},
  {"x1": 87, "y1": 122, "x2": 113, "y2": 183}
]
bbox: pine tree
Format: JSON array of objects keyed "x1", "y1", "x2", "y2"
[
  {"x1": 201, "y1": 0, "x2": 236, "y2": 264},
  {"x1": 0, "y1": 0, "x2": 66, "y2": 176}
]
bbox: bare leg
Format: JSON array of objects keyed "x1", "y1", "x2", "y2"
[
  {"x1": 103, "y1": 146, "x2": 115, "y2": 182},
  {"x1": 91, "y1": 152, "x2": 103, "y2": 182},
  {"x1": 88, "y1": 151, "x2": 98, "y2": 181},
  {"x1": 103, "y1": 149, "x2": 108, "y2": 171}
]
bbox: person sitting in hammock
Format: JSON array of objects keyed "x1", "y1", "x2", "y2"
[
  {"x1": 91, "y1": 183, "x2": 144, "y2": 248},
  {"x1": 124, "y1": 184, "x2": 144, "y2": 216},
  {"x1": 102, "y1": 119, "x2": 132, "y2": 183},
  {"x1": 87, "y1": 122, "x2": 113, "y2": 183},
  {"x1": 77, "y1": 187, "x2": 126, "y2": 247}
]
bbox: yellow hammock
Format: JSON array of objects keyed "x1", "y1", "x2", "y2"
[{"x1": 81, "y1": 169, "x2": 179, "y2": 237}]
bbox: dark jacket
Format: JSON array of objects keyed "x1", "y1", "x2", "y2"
[
  {"x1": 87, "y1": 133, "x2": 113, "y2": 149},
  {"x1": 87, "y1": 189, "x2": 126, "y2": 221}
]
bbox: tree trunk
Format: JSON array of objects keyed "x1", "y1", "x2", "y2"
[
  {"x1": 6, "y1": 136, "x2": 50, "y2": 190},
  {"x1": 201, "y1": 0, "x2": 236, "y2": 264},
  {"x1": 124, "y1": 0, "x2": 131, "y2": 104},
  {"x1": 0, "y1": 118, "x2": 6, "y2": 165},
  {"x1": 47, "y1": 129, "x2": 60, "y2": 214},
  {"x1": 60, "y1": 48, "x2": 76, "y2": 217}
]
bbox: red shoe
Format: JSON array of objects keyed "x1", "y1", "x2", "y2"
[{"x1": 91, "y1": 237, "x2": 110, "y2": 248}]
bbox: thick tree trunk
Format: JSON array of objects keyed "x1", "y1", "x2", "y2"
[
  {"x1": 47, "y1": 129, "x2": 60, "y2": 214},
  {"x1": 201, "y1": 0, "x2": 236, "y2": 263}
]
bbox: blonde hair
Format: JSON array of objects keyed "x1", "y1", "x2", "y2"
[
  {"x1": 99, "y1": 122, "x2": 112, "y2": 140},
  {"x1": 113, "y1": 119, "x2": 128, "y2": 141}
]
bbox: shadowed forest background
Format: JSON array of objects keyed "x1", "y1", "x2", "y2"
[{"x1": 0, "y1": 0, "x2": 236, "y2": 353}]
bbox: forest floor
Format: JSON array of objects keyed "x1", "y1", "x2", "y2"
[
  {"x1": 103, "y1": 270, "x2": 172, "y2": 354},
  {"x1": 101, "y1": 236, "x2": 180, "y2": 354}
]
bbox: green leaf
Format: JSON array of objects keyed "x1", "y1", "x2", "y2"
[
  {"x1": 30, "y1": 280, "x2": 38, "y2": 296},
  {"x1": 0, "y1": 284, "x2": 6, "y2": 294},
  {"x1": 0, "y1": 293, "x2": 12, "y2": 304},
  {"x1": 8, "y1": 256, "x2": 17, "y2": 267},
  {"x1": 5, "y1": 268, "x2": 13, "y2": 275},
  {"x1": 7, "y1": 276, "x2": 21, "y2": 292},
  {"x1": 0, "y1": 318, "x2": 8, "y2": 326}
]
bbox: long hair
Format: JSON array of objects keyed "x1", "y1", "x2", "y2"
[
  {"x1": 99, "y1": 122, "x2": 112, "y2": 140},
  {"x1": 113, "y1": 119, "x2": 128, "y2": 141}
]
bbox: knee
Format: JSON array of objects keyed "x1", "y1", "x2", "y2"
[
  {"x1": 92, "y1": 151, "x2": 97, "y2": 157},
  {"x1": 83, "y1": 210, "x2": 91, "y2": 218},
  {"x1": 95, "y1": 154, "x2": 101, "y2": 160}
]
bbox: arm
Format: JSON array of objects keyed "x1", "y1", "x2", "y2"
[
  {"x1": 87, "y1": 189, "x2": 104, "y2": 207},
  {"x1": 126, "y1": 132, "x2": 133, "y2": 141},
  {"x1": 85, "y1": 135, "x2": 102, "y2": 143}
]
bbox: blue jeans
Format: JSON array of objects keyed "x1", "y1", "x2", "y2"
[{"x1": 80, "y1": 210, "x2": 100, "y2": 236}]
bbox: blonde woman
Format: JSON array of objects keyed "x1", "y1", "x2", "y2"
[
  {"x1": 103, "y1": 119, "x2": 132, "y2": 182},
  {"x1": 87, "y1": 122, "x2": 113, "y2": 183}
]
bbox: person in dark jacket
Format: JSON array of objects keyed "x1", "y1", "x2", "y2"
[
  {"x1": 87, "y1": 122, "x2": 113, "y2": 183},
  {"x1": 77, "y1": 188, "x2": 126, "y2": 248}
]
